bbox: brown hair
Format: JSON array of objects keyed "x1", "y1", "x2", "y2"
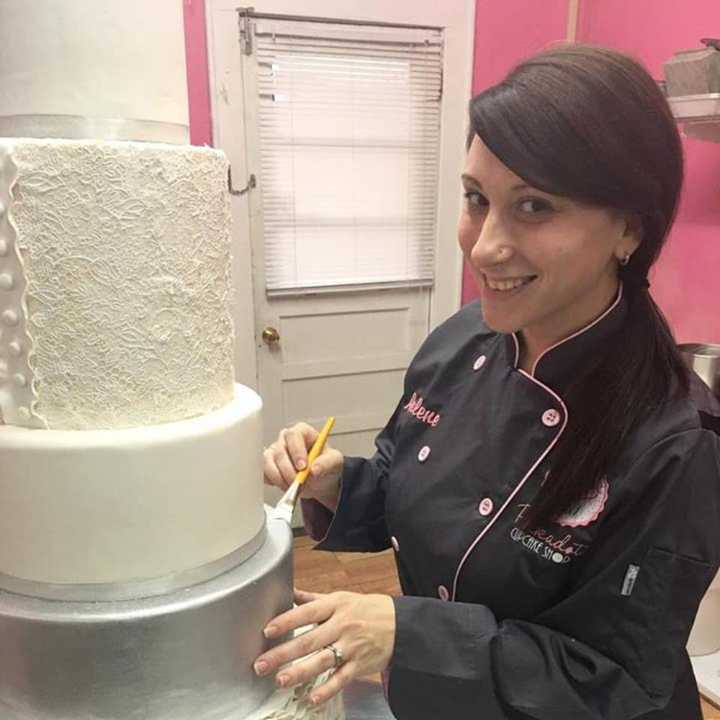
[{"x1": 467, "y1": 43, "x2": 690, "y2": 529}]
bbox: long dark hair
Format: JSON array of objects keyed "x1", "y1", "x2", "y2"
[{"x1": 467, "y1": 43, "x2": 690, "y2": 529}]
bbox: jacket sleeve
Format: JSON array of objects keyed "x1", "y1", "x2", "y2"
[
  {"x1": 387, "y1": 429, "x2": 720, "y2": 720},
  {"x1": 301, "y1": 398, "x2": 403, "y2": 552}
]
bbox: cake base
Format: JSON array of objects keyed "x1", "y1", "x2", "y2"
[{"x1": 0, "y1": 511, "x2": 293, "y2": 719}]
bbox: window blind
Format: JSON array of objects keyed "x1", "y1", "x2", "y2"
[{"x1": 250, "y1": 17, "x2": 443, "y2": 294}]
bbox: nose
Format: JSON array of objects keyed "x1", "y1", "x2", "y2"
[{"x1": 467, "y1": 211, "x2": 514, "y2": 269}]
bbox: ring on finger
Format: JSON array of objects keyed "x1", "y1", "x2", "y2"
[{"x1": 324, "y1": 643, "x2": 344, "y2": 669}]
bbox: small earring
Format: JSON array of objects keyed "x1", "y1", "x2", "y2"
[{"x1": 619, "y1": 252, "x2": 631, "y2": 267}]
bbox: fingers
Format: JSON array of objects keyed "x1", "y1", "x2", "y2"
[
  {"x1": 263, "y1": 423, "x2": 320, "y2": 490},
  {"x1": 273, "y1": 644, "x2": 340, "y2": 690},
  {"x1": 308, "y1": 447, "x2": 343, "y2": 479},
  {"x1": 285, "y1": 423, "x2": 317, "y2": 471},
  {"x1": 308, "y1": 660, "x2": 356, "y2": 706},
  {"x1": 263, "y1": 596, "x2": 333, "y2": 640},
  {"x1": 294, "y1": 588, "x2": 319, "y2": 605},
  {"x1": 255, "y1": 620, "x2": 336, "y2": 676}
]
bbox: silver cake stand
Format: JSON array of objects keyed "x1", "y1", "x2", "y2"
[{"x1": 0, "y1": 512, "x2": 293, "y2": 720}]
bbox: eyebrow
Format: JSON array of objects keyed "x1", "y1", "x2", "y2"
[{"x1": 461, "y1": 174, "x2": 530, "y2": 192}]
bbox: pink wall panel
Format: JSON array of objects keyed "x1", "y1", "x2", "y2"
[
  {"x1": 183, "y1": 0, "x2": 213, "y2": 147},
  {"x1": 463, "y1": 0, "x2": 569, "y2": 304},
  {"x1": 577, "y1": 0, "x2": 720, "y2": 343}
]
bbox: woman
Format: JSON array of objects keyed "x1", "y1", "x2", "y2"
[{"x1": 257, "y1": 43, "x2": 720, "y2": 719}]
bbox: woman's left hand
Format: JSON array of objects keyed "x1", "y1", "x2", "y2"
[{"x1": 254, "y1": 589, "x2": 396, "y2": 706}]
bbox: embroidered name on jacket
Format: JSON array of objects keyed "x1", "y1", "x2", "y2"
[{"x1": 403, "y1": 392, "x2": 441, "y2": 427}]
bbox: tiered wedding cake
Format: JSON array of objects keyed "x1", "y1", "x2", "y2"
[{"x1": 0, "y1": 2, "x2": 342, "y2": 718}]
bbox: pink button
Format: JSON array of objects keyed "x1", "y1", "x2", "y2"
[
  {"x1": 418, "y1": 445, "x2": 431, "y2": 463},
  {"x1": 478, "y1": 497, "x2": 494, "y2": 516},
  {"x1": 542, "y1": 409, "x2": 561, "y2": 427},
  {"x1": 391, "y1": 536, "x2": 400, "y2": 552},
  {"x1": 438, "y1": 585, "x2": 450, "y2": 601},
  {"x1": 473, "y1": 355, "x2": 487, "y2": 371}
]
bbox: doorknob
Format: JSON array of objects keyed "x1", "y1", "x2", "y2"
[{"x1": 262, "y1": 326, "x2": 280, "y2": 345}]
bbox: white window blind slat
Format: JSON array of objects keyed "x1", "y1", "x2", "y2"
[{"x1": 252, "y1": 17, "x2": 442, "y2": 293}]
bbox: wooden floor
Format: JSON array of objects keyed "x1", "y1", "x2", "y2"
[{"x1": 292, "y1": 535, "x2": 720, "y2": 719}]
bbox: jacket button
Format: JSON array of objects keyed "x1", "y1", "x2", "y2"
[
  {"x1": 473, "y1": 354, "x2": 487, "y2": 371},
  {"x1": 542, "y1": 409, "x2": 561, "y2": 427},
  {"x1": 391, "y1": 536, "x2": 400, "y2": 552},
  {"x1": 478, "y1": 497, "x2": 494, "y2": 516},
  {"x1": 437, "y1": 585, "x2": 449, "y2": 601},
  {"x1": 417, "y1": 445, "x2": 431, "y2": 463}
]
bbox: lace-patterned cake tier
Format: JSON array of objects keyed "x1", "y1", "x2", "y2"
[{"x1": 1, "y1": 139, "x2": 234, "y2": 429}]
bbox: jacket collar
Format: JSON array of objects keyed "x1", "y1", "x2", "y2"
[{"x1": 502, "y1": 284, "x2": 628, "y2": 392}]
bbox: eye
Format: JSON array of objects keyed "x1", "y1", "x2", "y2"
[
  {"x1": 518, "y1": 197, "x2": 553, "y2": 215},
  {"x1": 463, "y1": 190, "x2": 488, "y2": 210}
]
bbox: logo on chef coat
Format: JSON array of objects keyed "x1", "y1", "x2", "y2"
[
  {"x1": 509, "y1": 480, "x2": 608, "y2": 564},
  {"x1": 554, "y1": 477, "x2": 609, "y2": 528}
]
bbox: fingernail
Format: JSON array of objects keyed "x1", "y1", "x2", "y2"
[
  {"x1": 264, "y1": 625, "x2": 278, "y2": 638},
  {"x1": 254, "y1": 660, "x2": 268, "y2": 676},
  {"x1": 297, "y1": 459, "x2": 306, "y2": 470},
  {"x1": 309, "y1": 694, "x2": 320, "y2": 705},
  {"x1": 277, "y1": 674, "x2": 289, "y2": 688}
]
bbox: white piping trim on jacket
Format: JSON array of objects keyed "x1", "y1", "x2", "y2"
[
  {"x1": 450, "y1": 374, "x2": 569, "y2": 601},
  {"x1": 529, "y1": 284, "x2": 624, "y2": 377}
]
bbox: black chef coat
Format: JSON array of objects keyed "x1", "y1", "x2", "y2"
[{"x1": 303, "y1": 288, "x2": 720, "y2": 720}]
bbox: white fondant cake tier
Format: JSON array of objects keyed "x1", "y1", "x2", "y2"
[
  {"x1": 0, "y1": 139, "x2": 234, "y2": 430},
  {"x1": 0, "y1": 0, "x2": 188, "y2": 130},
  {"x1": 0, "y1": 384, "x2": 264, "y2": 586}
]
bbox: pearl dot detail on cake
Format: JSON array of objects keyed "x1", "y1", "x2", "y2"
[
  {"x1": 0, "y1": 238, "x2": 8, "y2": 256},
  {"x1": 0, "y1": 273, "x2": 14, "y2": 290},
  {"x1": 8, "y1": 340, "x2": 21, "y2": 357},
  {"x1": 0, "y1": 201, "x2": 5, "y2": 216},
  {"x1": 13, "y1": 373, "x2": 26, "y2": 388},
  {"x1": 2, "y1": 309, "x2": 18, "y2": 326}
]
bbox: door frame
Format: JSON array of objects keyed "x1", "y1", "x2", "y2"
[{"x1": 205, "y1": 0, "x2": 475, "y2": 390}]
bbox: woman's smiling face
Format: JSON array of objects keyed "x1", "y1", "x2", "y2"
[{"x1": 458, "y1": 135, "x2": 641, "y2": 350}]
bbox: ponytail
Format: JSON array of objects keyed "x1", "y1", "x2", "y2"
[{"x1": 521, "y1": 285, "x2": 689, "y2": 530}]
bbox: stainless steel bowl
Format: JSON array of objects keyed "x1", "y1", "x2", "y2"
[{"x1": 678, "y1": 343, "x2": 720, "y2": 397}]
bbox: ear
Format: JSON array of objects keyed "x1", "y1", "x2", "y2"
[{"x1": 616, "y1": 212, "x2": 643, "y2": 259}]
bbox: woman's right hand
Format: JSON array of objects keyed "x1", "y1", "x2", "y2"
[{"x1": 263, "y1": 422, "x2": 344, "y2": 511}]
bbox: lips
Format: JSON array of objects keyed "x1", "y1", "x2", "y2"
[{"x1": 483, "y1": 274, "x2": 537, "y2": 293}]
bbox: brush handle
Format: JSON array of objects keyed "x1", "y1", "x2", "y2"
[{"x1": 295, "y1": 416, "x2": 335, "y2": 486}]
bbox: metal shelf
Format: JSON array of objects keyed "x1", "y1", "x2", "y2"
[{"x1": 668, "y1": 92, "x2": 720, "y2": 142}]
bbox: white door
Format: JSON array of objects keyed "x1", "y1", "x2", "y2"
[{"x1": 207, "y1": 0, "x2": 474, "y2": 518}]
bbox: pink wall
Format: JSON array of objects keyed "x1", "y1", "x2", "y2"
[
  {"x1": 462, "y1": 0, "x2": 570, "y2": 305},
  {"x1": 183, "y1": 0, "x2": 213, "y2": 147},
  {"x1": 577, "y1": 0, "x2": 720, "y2": 343},
  {"x1": 465, "y1": 0, "x2": 720, "y2": 343}
]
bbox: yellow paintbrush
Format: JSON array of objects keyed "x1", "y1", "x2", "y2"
[{"x1": 272, "y1": 416, "x2": 335, "y2": 524}]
